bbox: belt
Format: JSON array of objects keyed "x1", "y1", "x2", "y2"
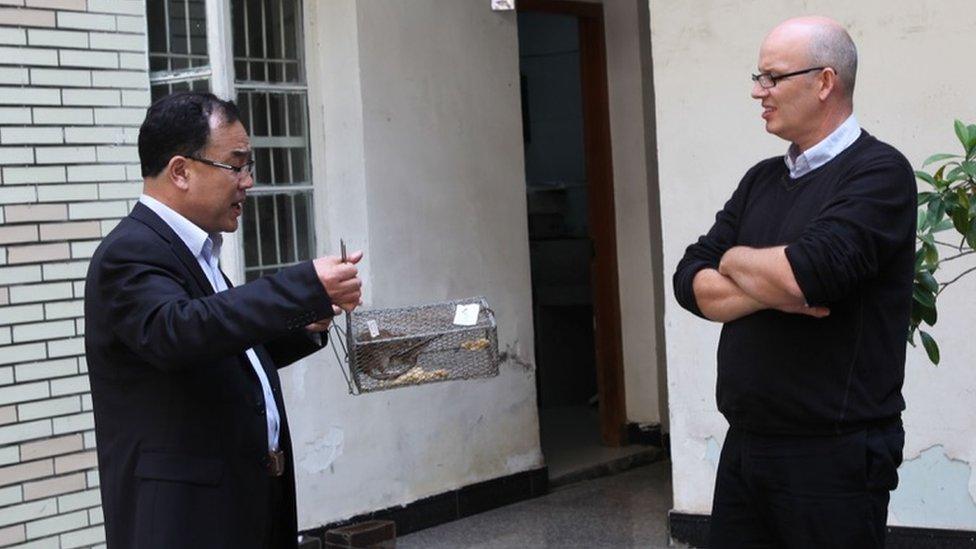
[{"x1": 266, "y1": 450, "x2": 285, "y2": 477}]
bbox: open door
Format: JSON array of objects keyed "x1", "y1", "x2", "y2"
[{"x1": 518, "y1": 0, "x2": 626, "y2": 450}]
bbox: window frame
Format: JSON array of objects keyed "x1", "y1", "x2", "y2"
[{"x1": 147, "y1": 0, "x2": 317, "y2": 286}]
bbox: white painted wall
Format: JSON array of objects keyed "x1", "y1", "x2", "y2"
[
  {"x1": 571, "y1": 0, "x2": 666, "y2": 426},
  {"x1": 651, "y1": 0, "x2": 976, "y2": 529},
  {"x1": 601, "y1": 0, "x2": 664, "y2": 426},
  {"x1": 285, "y1": 0, "x2": 542, "y2": 530}
]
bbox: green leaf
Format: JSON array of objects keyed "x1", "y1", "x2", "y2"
[
  {"x1": 945, "y1": 165, "x2": 966, "y2": 183},
  {"x1": 917, "y1": 209, "x2": 928, "y2": 232},
  {"x1": 915, "y1": 170, "x2": 937, "y2": 187},
  {"x1": 917, "y1": 270, "x2": 938, "y2": 293},
  {"x1": 907, "y1": 326, "x2": 916, "y2": 346},
  {"x1": 913, "y1": 248, "x2": 926, "y2": 271},
  {"x1": 967, "y1": 218, "x2": 976, "y2": 250},
  {"x1": 962, "y1": 161, "x2": 976, "y2": 180},
  {"x1": 952, "y1": 206, "x2": 970, "y2": 234},
  {"x1": 955, "y1": 119, "x2": 970, "y2": 151},
  {"x1": 910, "y1": 301, "x2": 923, "y2": 325},
  {"x1": 958, "y1": 188, "x2": 971, "y2": 212},
  {"x1": 923, "y1": 241, "x2": 939, "y2": 265},
  {"x1": 919, "y1": 330, "x2": 940, "y2": 365},
  {"x1": 926, "y1": 199, "x2": 946, "y2": 229},
  {"x1": 917, "y1": 191, "x2": 938, "y2": 207},
  {"x1": 920, "y1": 303, "x2": 938, "y2": 327},
  {"x1": 912, "y1": 285, "x2": 936, "y2": 308},
  {"x1": 922, "y1": 153, "x2": 960, "y2": 167},
  {"x1": 933, "y1": 219, "x2": 955, "y2": 233}
]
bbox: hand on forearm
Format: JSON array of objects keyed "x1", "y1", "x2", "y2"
[
  {"x1": 692, "y1": 268, "x2": 767, "y2": 323},
  {"x1": 719, "y1": 246, "x2": 806, "y2": 307},
  {"x1": 719, "y1": 246, "x2": 829, "y2": 318}
]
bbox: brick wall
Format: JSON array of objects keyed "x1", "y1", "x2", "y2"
[{"x1": 0, "y1": 1, "x2": 148, "y2": 547}]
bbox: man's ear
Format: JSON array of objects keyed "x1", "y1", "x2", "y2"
[
  {"x1": 167, "y1": 156, "x2": 191, "y2": 191},
  {"x1": 817, "y1": 68, "x2": 838, "y2": 101}
]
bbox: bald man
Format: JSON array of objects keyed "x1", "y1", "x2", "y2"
[{"x1": 673, "y1": 17, "x2": 914, "y2": 548}]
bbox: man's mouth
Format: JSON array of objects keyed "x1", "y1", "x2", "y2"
[
  {"x1": 232, "y1": 201, "x2": 243, "y2": 215},
  {"x1": 762, "y1": 105, "x2": 775, "y2": 119}
]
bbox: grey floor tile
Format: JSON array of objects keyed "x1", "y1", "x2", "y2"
[{"x1": 398, "y1": 460, "x2": 679, "y2": 549}]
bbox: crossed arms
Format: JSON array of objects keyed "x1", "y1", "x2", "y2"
[
  {"x1": 692, "y1": 246, "x2": 828, "y2": 323},
  {"x1": 674, "y1": 154, "x2": 916, "y2": 325}
]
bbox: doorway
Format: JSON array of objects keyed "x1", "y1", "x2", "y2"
[{"x1": 517, "y1": 0, "x2": 630, "y2": 481}]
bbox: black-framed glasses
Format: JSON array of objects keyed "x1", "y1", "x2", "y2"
[
  {"x1": 187, "y1": 155, "x2": 255, "y2": 177},
  {"x1": 751, "y1": 66, "x2": 829, "y2": 89}
]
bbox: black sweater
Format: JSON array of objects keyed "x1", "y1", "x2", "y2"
[{"x1": 673, "y1": 131, "x2": 917, "y2": 435}]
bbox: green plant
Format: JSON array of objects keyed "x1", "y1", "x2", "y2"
[{"x1": 910, "y1": 120, "x2": 976, "y2": 365}]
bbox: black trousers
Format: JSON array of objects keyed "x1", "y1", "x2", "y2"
[
  {"x1": 709, "y1": 420, "x2": 904, "y2": 549},
  {"x1": 265, "y1": 475, "x2": 286, "y2": 549}
]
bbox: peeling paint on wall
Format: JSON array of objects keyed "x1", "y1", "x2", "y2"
[
  {"x1": 299, "y1": 426, "x2": 345, "y2": 475},
  {"x1": 890, "y1": 445, "x2": 976, "y2": 530},
  {"x1": 704, "y1": 436, "x2": 721, "y2": 470}
]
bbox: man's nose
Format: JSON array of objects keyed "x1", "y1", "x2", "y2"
[
  {"x1": 751, "y1": 81, "x2": 768, "y2": 99},
  {"x1": 239, "y1": 171, "x2": 254, "y2": 190}
]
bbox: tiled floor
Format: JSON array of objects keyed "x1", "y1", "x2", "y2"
[
  {"x1": 398, "y1": 460, "x2": 679, "y2": 548},
  {"x1": 539, "y1": 406, "x2": 661, "y2": 484}
]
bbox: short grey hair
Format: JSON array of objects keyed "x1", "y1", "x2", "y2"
[{"x1": 807, "y1": 24, "x2": 857, "y2": 100}]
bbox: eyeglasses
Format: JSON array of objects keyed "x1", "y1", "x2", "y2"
[
  {"x1": 751, "y1": 67, "x2": 829, "y2": 89},
  {"x1": 187, "y1": 155, "x2": 255, "y2": 177}
]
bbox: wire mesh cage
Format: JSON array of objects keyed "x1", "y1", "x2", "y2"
[{"x1": 331, "y1": 297, "x2": 499, "y2": 394}]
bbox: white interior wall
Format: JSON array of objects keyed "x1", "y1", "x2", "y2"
[
  {"x1": 285, "y1": 0, "x2": 542, "y2": 531},
  {"x1": 600, "y1": 0, "x2": 663, "y2": 426},
  {"x1": 574, "y1": 0, "x2": 664, "y2": 426},
  {"x1": 651, "y1": 0, "x2": 976, "y2": 529}
]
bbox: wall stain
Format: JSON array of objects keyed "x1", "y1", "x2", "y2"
[
  {"x1": 499, "y1": 339, "x2": 533, "y2": 371},
  {"x1": 891, "y1": 445, "x2": 976, "y2": 530}
]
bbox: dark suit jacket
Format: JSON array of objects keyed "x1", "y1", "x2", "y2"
[{"x1": 84, "y1": 202, "x2": 333, "y2": 549}]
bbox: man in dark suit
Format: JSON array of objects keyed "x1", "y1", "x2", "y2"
[{"x1": 84, "y1": 91, "x2": 362, "y2": 549}]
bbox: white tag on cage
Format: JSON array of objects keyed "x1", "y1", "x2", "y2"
[
  {"x1": 453, "y1": 303, "x2": 480, "y2": 326},
  {"x1": 366, "y1": 319, "x2": 380, "y2": 338}
]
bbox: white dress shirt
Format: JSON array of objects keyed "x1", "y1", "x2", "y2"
[
  {"x1": 785, "y1": 114, "x2": 861, "y2": 179},
  {"x1": 139, "y1": 195, "x2": 282, "y2": 451}
]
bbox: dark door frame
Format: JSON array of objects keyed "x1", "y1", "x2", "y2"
[{"x1": 518, "y1": 0, "x2": 627, "y2": 446}]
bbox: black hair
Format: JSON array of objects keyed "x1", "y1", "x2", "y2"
[{"x1": 137, "y1": 91, "x2": 242, "y2": 178}]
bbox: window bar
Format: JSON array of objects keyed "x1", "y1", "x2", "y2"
[
  {"x1": 163, "y1": 0, "x2": 172, "y2": 71},
  {"x1": 272, "y1": 189, "x2": 282, "y2": 265},
  {"x1": 245, "y1": 91, "x2": 254, "y2": 145},
  {"x1": 260, "y1": 0, "x2": 269, "y2": 81},
  {"x1": 246, "y1": 184, "x2": 313, "y2": 195},
  {"x1": 243, "y1": 89, "x2": 253, "y2": 137},
  {"x1": 264, "y1": 91, "x2": 274, "y2": 175},
  {"x1": 278, "y1": 0, "x2": 286, "y2": 81},
  {"x1": 183, "y1": 0, "x2": 192, "y2": 59},
  {"x1": 242, "y1": 0, "x2": 251, "y2": 81},
  {"x1": 253, "y1": 196, "x2": 264, "y2": 267},
  {"x1": 283, "y1": 92, "x2": 293, "y2": 185},
  {"x1": 290, "y1": 194, "x2": 300, "y2": 262},
  {"x1": 295, "y1": 0, "x2": 306, "y2": 82}
]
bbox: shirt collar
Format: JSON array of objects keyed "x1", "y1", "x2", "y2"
[
  {"x1": 139, "y1": 194, "x2": 222, "y2": 261},
  {"x1": 785, "y1": 114, "x2": 861, "y2": 179}
]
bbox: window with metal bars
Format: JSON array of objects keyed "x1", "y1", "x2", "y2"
[
  {"x1": 145, "y1": 0, "x2": 316, "y2": 282},
  {"x1": 233, "y1": 0, "x2": 315, "y2": 281},
  {"x1": 147, "y1": 0, "x2": 211, "y2": 101}
]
